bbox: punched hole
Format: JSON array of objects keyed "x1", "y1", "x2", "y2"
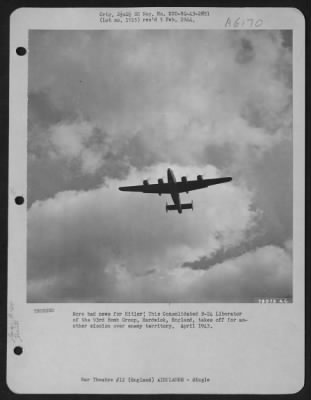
[
  {"x1": 16, "y1": 47, "x2": 27, "y2": 56},
  {"x1": 15, "y1": 196, "x2": 24, "y2": 205},
  {"x1": 14, "y1": 346, "x2": 23, "y2": 355}
]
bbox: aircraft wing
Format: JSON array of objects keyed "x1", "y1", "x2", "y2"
[
  {"x1": 175, "y1": 177, "x2": 232, "y2": 193},
  {"x1": 119, "y1": 182, "x2": 171, "y2": 194},
  {"x1": 119, "y1": 177, "x2": 232, "y2": 194}
]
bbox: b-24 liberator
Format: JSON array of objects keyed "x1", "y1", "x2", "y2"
[{"x1": 119, "y1": 168, "x2": 232, "y2": 214}]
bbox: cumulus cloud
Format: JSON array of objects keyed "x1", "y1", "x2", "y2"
[
  {"x1": 27, "y1": 30, "x2": 293, "y2": 302},
  {"x1": 179, "y1": 244, "x2": 292, "y2": 302},
  {"x1": 27, "y1": 164, "x2": 262, "y2": 302},
  {"x1": 27, "y1": 171, "x2": 291, "y2": 301},
  {"x1": 28, "y1": 30, "x2": 292, "y2": 175},
  {"x1": 48, "y1": 120, "x2": 111, "y2": 174}
]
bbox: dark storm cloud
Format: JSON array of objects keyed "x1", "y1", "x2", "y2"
[
  {"x1": 183, "y1": 239, "x2": 254, "y2": 271},
  {"x1": 27, "y1": 165, "x2": 259, "y2": 302},
  {"x1": 191, "y1": 244, "x2": 292, "y2": 302},
  {"x1": 203, "y1": 142, "x2": 235, "y2": 170},
  {"x1": 28, "y1": 91, "x2": 77, "y2": 129},
  {"x1": 134, "y1": 268, "x2": 157, "y2": 277},
  {"x1": 27, "y1": 158, "x2": 105, "y2": 206},
  {"x1": 27, "y1": 118, "x2": 114, "y2": 206},
  {"x1": 27, "y1": 123, "x2": 163, "y2": 206},
  {"x1": 187, "y1": 136, "x2": 293, "y2": 273},
  {"x1": 27, "y1": 30, "x2": 293, "y2": 302},
  {"x1": 281, "y1": 30, "x2": 292, "y2": 49},
  {"x1": 246, "y1": 139, "x2": 293, "y2": 241},
  {"x1": 28, "y1": 29, "x2": 293, "y2": 186},
  {"x1": 233, "y1": 31, "x2": 292, "y2": 133},
  {"x1": 122, "y1": 132, "x2": 163, "y2": 169},
  {"x1": 27, "y1": 152, "x2": 132, "y2": 207},
  {"x1": 235, "y1": 38, "x2": 255, "y2": 64},
  {"x1": 240, "y1": 94, "x2": 292, "y2": 133},
  {"x1": 182, "y1": 235, "x2": 286, "y2": 271}
]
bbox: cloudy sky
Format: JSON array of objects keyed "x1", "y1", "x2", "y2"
[{"x1": 27, "y1": 29, "x2": 293, "y2": 302}]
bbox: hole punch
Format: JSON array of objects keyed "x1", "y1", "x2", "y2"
[
  {"x1": 15, "y1": 196, "x2": 24, "y2": 205},
  {"x1": 16, "y1": 47, "x2": 27, "y2": 56},
  {"x1": 14, "y1": 346, "x2": 23, "y2": 355}
]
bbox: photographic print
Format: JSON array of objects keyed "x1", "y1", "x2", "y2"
[
  {"x1": 8, "y1": 8, "x2": 305, "y2": 395},
  {"x1": 27, "y1": 29, "x2": 294, "y2": 303}
]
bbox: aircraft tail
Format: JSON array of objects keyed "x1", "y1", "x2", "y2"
[
  {"x1": 181, "y1": 202, "x2": 193, "y2": 210},
  {"x1": 166, "y1": 202, "x2": 193, "y2": 212}
]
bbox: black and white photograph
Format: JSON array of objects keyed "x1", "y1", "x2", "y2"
[
  {"x1": 27, "y1": 29, "x2": 294, "y2": 303},
  {"x1": 7, "y1": 8, "x2": 305, "y2": 395}
]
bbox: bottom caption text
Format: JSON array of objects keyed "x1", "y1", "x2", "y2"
[{"x1": 72, "y1": 310, "x2": 248, "y2": 330}]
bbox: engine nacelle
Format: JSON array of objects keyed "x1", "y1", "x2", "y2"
[
  {"x1": 143, "y1": 179, "x2": 149, "y2": 185},
  {"x1": 182, "y1": 176, "x2": 189, "y2": 193},
  {"x1": 158, "y1": 178, "x2": 164, "y2": 196},
  {"x1": 197, "y1": 175, "x2": 203, "y2": 181}
]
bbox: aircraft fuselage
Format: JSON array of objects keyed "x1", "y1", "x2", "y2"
[
  {"x1": 167, "y1": 168, "x2": 182, "y2": 213},
  {"x1": 119, "y1": 167, "x2": 232, "y2": 214}
]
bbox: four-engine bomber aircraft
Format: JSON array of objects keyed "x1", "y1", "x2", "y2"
[{"x1": 119, "y1": 168, "x2": 232, "y2": 214}]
